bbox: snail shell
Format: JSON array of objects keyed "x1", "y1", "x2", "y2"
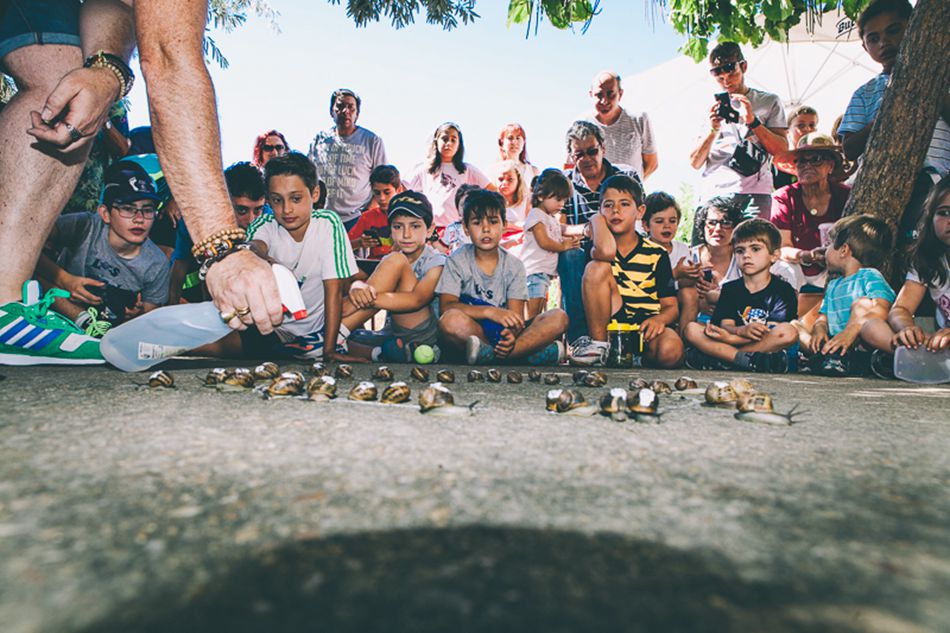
[
  {"x1": 436, "y1": 369, "x2": 456, "y2": 383},
  {"x1": 734, "y1": 392, "x2": 801, "y2": 425},
  {"x1": 380, "y1": 381, "x2": 411, "y2": 404},
  {"x1": 252, "y1": 362, "x2": 280, "y2": 381},
  {"x1": 204, "y1": 367, "x2": 230, "y2": 386},
  {"x1": 628, "y1": 388, "x2": 659, "y2": 419},
  {"x1": 674, "y1": 376, "x2": 698, "y2": 391},
  {"x1": 650, "y1": 380, "x2": 672, "y2": 395},
  {"x1": 506, "y1": 371, "x2": 523, "y2": 384},
  {"x1": 418, "y1": 383, "x2": 475, "y2": 416},
  {"x1": 628, "y1": 377, "x2": 649, "y2": 390},
  {"x1": 704, "y1": 381, "x2": 737, "y2": 406},
  {"x1": 543, "y1": 373, "x2": 561, "y2": 385},
  {"x1": 219, "y1": 368, "x2": 255, "y2": 390},
  {"x1": 527, "y1": 369, "x2": 542, "y2": 383},
  {"x1": 486, "y1": 368, "x2": 502, "y2": 383},
  {"x1": 411, "y1": 366, "x2": 430, "y2": 382},
  {"x1": 572, "y1": 370, "x2": 589, "y2": 385},
  {"x1": 334, "y1": 364, "x2": 354, "y2": 379},
  {"x1": 582, "y1": 371, "x2": 607, "y2": 388},
  {"x1": 264, "y1": 376, "x2": 304, "y2": 398},
  {"x1": 310, "y1": 362, "x2": 329, "y2": 377},
  {"x1": 305, "y1": 375, "x2": 337, "y2": 401},
  {"x1": 729, "y1": 378, "x2": 755, "y2": 398},
  {"x1": 147, "y1": 370, "x2": 174, "y2": 388},
  {"x1": 548, "y1": 388, "x2": 597, "y2": 416},
  {"x1": 599, "y1": 388, "x2": 628, "y2": 422},
  {"x1": 372, "y1": 365, "x2": 394, "y2": 381},
  {"x1": 279, "y1": 370, "x2": 305, "y2": 384},
  {"x1": 467, "y1": 369, "x2": 484, "y2": 382},
  {"x1": 348, "y1": 381, "x2": 378, "y2": 402}
]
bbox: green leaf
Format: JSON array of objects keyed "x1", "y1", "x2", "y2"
[{"x1": 507, "y1": 0, "x2": 532, "y2": 27}]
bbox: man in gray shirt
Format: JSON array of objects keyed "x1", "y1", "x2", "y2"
[
  {"x1": 308, "y1": 89, "x2": 387, "y2": 230},
  {"x1": 590, "y1": 70, "x2": 658, "y2": 181}
]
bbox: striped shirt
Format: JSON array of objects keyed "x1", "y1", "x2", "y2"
[
  {"x1": 561, "y1": 159, "x2": 640, "y2": 226},
  {"x1": 820, "y1": 268, "x2": 896, "y2": 336},
  {"x1": 247, "y1": 209, "x2": 356, "y2": 340},
  {"x1": 611, "y1": 237, "x2": 676, "y2": 324},
  {"x1": 839, "y1": 73, "x2": 950, "y2": 176}
]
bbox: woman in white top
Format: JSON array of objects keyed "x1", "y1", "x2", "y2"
[
  {"x1": 497, "y1": 123, "x2": 540, "y2": 190},
  {"x1": 495, "y1": 159, "x2": 531, "y2": 259}
]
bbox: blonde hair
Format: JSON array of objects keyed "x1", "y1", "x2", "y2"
[{"x1": 495, "y1": 159, "x2": 526, "y2": 208}]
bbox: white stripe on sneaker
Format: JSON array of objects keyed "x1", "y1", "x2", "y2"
[
  {"x1": 5, "y1": 324, "x2": 38, "y2": 345},
  {"x1": 0, "y1": 316, "x2": 23, "y2": 338}
]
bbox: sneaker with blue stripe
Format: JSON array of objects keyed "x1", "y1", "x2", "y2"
[{"x1": 0, "y1": 282, "x2": 103, "y2": 365}]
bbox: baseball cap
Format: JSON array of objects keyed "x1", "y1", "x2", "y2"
[
  {"x1": 102, "y1": 161, "x2": 161, "y2": 207},
  {"x1": 387, "y1": 190, "x2": 433, "y2": 227}
]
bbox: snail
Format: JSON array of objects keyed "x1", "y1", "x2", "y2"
[
  {"x1": 628, "y1": 388, "x2": 661, "y2": 422},
  {"x1": 147, "y1": 370, "x2": 175, "y2": 389},
  {"x1": 628, "y1": 377, "x2": 649, "y2": 391},
  {"x1": 599, "y1": 388, "x2": 628, "y2": 422},
  {"x1": 310, "y1": 362, "x2": 329, "y2": 377},
  {"x1": 545, "y1": 388, "x2": 598, "y2": 416},
  {"x1": 335, "y1": 364, "x2": 354, "y2": 379},
  {"x1": 527, "y1": 369, "x2": 542, "y2": 383},
  {"x1": 436, "y1": 369, "x2": 456, "y2": 383},
  {"x1": 734, "y1": 392, "x2": 803, "y2": 426},
  {"x1": 348, "y1": 381, "x2": 378, "y2": 402},
  {"x1": 203, "y1": 367, "x2": 230, "y2": 386},
  {"x1": 729, "y1": 378, "x2": 755, "y2": 398},
  {"x1": 305, "y1": 375, "x2": 337, "y2": 401},
  {"x1": 380, "y1": 381, "x2": 411, "y2": 404},
  {"x1": 543, "y1": 373, "x2": 561, "y2": 385},
  {"x1": 704, "y1": 381, "x2": 738, "y2": 407},
  {"x1": 262, "y1": 376, "x2": 304, "y2": 399},
  {"x1": 650, "y1": 380, "x2": 672, "y2": 395},
  {"x1": 582, "y1": 371, "x2": 608, "y2": 388},
  {"x1": 372, "y1": 366, "x2": 394, "y2": 381},
  {"x1": 411, "y1": 366, "x2": 430, "y2": 382},
  {"x1": 486, "y1": 368, "x2": 502, "y2": 383},
  {"x1": 279, "y1": 370, "x2": 306, "y2": 384},
  {"x1": 674, "y1": 376, "x2": 698, "y2": 391},
  {"x1": 467, "y1": 369, "x2": 484, "y2": 382},
  {"x1": 217, "y1": 368, "x2": 255, "y2": 391},
  {"x1": 506, "y1": 371, "x2": 523, "y2": 384},
  {"x1": 252, "y1": 362, "x2": 280, "y2": 381},
  {"x1": 572, "y1": 370, "x2": 590, "y2": 385},
  {"x1": 418, "y1": 383, "x2": 477, "y2": 416}
]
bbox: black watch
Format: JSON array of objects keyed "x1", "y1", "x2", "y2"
[{"x1": 748, "y1": 116, "x2": 762, "y2": 130}]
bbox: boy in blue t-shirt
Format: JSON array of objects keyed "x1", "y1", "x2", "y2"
[
  {"x1": 684, "y1": 219, "x2": 799, "y2": 372},
  {"x1": 803, "y1": 214, "x2": 896, "y2": 375}
]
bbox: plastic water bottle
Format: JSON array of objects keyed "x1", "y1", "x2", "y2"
[
  {"x1": 101, "y1": 263, "x2": 306, "y2": 372},
  {"x1": 893, "y1": 346, "x2": 950, "y2": 384}
]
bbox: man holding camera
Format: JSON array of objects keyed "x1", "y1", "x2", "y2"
[{"x1": 689, "y1": 42, "x2": 788, "y2": 230}]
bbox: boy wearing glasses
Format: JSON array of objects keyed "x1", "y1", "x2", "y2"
[
  {"x1": 39, "y1": 161, "x2": 170, "y2": 334},
  {"x1": 689, "y1": 42, "x2": 788, "y2": 224}
]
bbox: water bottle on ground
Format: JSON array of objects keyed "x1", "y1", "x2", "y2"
[
  {"x1": 101, "y1": 264, "x2": 306, "y2": 372},
  {"x1": 893, "y1": 346, "x2": 950, "y2": 384}
]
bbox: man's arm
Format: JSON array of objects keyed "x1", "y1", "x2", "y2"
[{"x1": 641, "y1": 153, "x2": 658, "y2": 179}]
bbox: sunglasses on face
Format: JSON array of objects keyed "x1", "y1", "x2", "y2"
[
  {"x1": 571, "y1": 147, "x2": 601, "y2": 161},
  {"x1": 795, "y1": 154, "x2": 831, "y2": 166},
  {"x1": 709, "y1": 61, "x2": 739, "y2": 76},
  {"x1": 262, "y1": 144, "x2": 286, "y2": 152},
  {"x1": 706, "y1": 218, "x2": 734, "y2": 229}
]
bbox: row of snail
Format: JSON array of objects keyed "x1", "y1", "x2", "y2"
[{"x1": 142, "y1": 364, "x2": 802, "y2": 425}]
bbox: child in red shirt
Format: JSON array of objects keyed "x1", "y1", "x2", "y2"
[{"x1": 348, "y1": 165, "x2": 403, "y2": 259}]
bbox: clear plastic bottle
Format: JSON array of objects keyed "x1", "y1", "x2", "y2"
[
  {"x1": 893, "y1": 346, "x2": 950, "y2": 384},
  {"x1": 101, "y1": 263, "x2": 306, "y2": 372}
]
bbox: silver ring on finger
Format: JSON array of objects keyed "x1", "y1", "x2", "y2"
[{"x1": 63, "y1": 122, "x2": 83, "y2": 144}]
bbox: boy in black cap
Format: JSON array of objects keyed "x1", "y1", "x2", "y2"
[
  {"x1": 343, "y1": 190, "x2": 447, "y2": 361},
  {"x1": 37, "y1": 160, "x2": 171, "y2": 335}
]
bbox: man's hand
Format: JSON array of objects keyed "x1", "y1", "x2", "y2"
[
  {"x1": 27, "y1": 67, "x2": 122, "y2": 152},
  {"x1": 58, "y1": 273, "x2": 104, "y2": 305},
  {"x1": 347, "y1": 280, "x2": 377, "y2": 309},
  {"x1": 893, "y1": 324, "x2": 928, "y2": 350},
  {"x1": 494, "y1": 329, "x2": 516, "y2": 358},
  {"x1": 708, "y1": 103, "x2": 723, "y2": 131},
  {"x1": 205, "y1": 249, "x2": 283, "y2": 334},
  {"x1": 487, "y1": 307, "x2": 524, "y2": 332},
  {"x1": 822, "y1": 329, "x2": 858, "y2": 356},
  {"x1": 640, "y1": 316, "x2": 666, "y2": 342},
  {"x1": 737, "y1": 322, "x2": 770, "y2": 341},
  {"x1": 733, "y1": 93, "x2": 755, "y2": 125}
]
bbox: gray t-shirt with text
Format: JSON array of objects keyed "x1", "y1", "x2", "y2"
[
  {"x1": 436, "y1": 244, "x2": 527, "y2": 306},
  {"x1": 308, "y1": 126, "x2": 387, "y2": 223}
]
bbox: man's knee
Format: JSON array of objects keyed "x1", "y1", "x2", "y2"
[{"x1": 2, "y1": 45, "x2": 82, "y2": 93}]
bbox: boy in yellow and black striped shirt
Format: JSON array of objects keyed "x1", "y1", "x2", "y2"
[{"x1": 570, "y1": 174, "x2": 684, "y2": 367}]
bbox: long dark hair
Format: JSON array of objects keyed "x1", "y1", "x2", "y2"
[
  {"x1": 427, "y1": 122, "x2": 466, "y2": 176},
  {"x1": 907, "y1": 174, "x2": 950, "y2": 288}
]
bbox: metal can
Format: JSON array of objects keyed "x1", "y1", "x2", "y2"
[{"x1": 606, "y1": 321, "x2": 643, "y2": 368}]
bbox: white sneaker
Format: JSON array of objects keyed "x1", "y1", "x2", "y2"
[{"x1": 569, "y1": 336, "x2": 608, "y2": 366}]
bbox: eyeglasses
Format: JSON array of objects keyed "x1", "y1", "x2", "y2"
[
  {"x1": 709, "y1": 61, "x2": 739, "y2": 76},
  {"x1": 112, "y1": 204, "x2": 157, "y2": 219},
  {"x1": 262, "y1": 144, "x2": 286, "y2": 153},
  {"x1": 593, "y1": 90, "x2": 617, "y2": 100},
  {"x1": 706, "y1": 218, "x2": 734, "y2": 229},
  {"x1": 571, "y1": 147, "x2": 601, "y2": 161},
  {"x1": 795, "y1": 154, "x2": 831, "y2": 166}
]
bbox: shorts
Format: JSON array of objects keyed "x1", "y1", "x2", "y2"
[
  {"x1": 239, "y1": 327, "x2": 347, "y2": 361},
  {"x1": 526, "y1": 273, "x2": 552, "y2": 300},
  {"x1": 459, "y1": 295, "x2": 534, "y2": 347},
  {"x1": 0, "y1": 0, "x2": 81, "y2": 60},
  {"x1": 391, "y1": 310, "x2": 439, "y2": 347}
]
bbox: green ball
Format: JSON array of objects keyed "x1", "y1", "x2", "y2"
[{"x1": 413, "y1": 344, "x2": 435, "y2": 365}]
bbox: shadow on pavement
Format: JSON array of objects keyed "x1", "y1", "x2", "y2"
[{"x1": 77, "y1": 526, "x2": 861, "y2": 633}]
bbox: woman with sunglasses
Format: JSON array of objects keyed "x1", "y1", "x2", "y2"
[
  {"x1": 252, "y1": 130, "x2": 289, "y2": 169},
  {"x1": 770, "y1": 133, "x2": 851, "y2": 315}
]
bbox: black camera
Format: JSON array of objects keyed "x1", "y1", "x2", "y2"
[{"x1": 715, "y1": 92, "x2": 741, "y2": 123}]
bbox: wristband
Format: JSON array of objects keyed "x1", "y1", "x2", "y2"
[
  {"x1": 748, "y1": 116, "x2": 762, "y2": 130},
  {"x1": 84, "y1": 51, "x2": 134, "y2": 99},
  {"x1": 198, "y1": 242, "x2": 252, "y2": 281},
  {"x1": 191, "y1": 227, "x2": 248, "y2": 261}
]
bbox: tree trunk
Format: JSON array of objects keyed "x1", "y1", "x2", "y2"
[{"x1": 841, "y1": 0, "x2": 950, "y2": 275}]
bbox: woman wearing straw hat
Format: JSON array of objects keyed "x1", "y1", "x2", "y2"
[{"x1": 770, "y1": 132, "x2": 852, "y2": 314}]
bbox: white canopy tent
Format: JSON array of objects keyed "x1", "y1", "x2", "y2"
[{"x1": 619, "y1": 12, "x2": 879, "y2": 195}]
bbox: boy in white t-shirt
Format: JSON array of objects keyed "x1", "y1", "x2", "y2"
[
  {"x1": 198, "y1": 153, "x2": 360, "y2": 360},
  {"x1": 521, "y1": 169, "x2": 581, "y2": 318}
]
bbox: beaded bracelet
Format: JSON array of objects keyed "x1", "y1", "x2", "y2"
[
  {"x1": 83, "y1": 51, "x2": 134, "y2": 99},
  {"x1": 191, "y1": 227, "x2": 247, "y2": 261},
  {"x1": 198, "y1": 242, "x2": 253, "y2": 281}
]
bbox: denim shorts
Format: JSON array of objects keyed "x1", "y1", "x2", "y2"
[
  {"x1": 526, "y1": 272, "x2": 552, "y2": 299},
  {"x1": 0, "y1": 0, "x2": 81, "y2": 60}
]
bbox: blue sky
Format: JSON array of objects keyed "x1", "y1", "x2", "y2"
[{"x1": 127, "y1": 1, "x2": 691, "y2": 187}]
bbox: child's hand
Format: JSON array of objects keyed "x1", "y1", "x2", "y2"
[
  {"x1": 672, "y1": 257, "x2": 701, "y2": 284},
  {"x1": 560, "y1": 235, "x2": 582, "y2": 251},
  {"x1": 124, "y1": 294, "x2": 144, "y2": 320},
  {"x1": 348, "y1": 281, "x2": 377, "y2": 309},
  {"x1": 927, "y1": 327, "x2": 950, "y2": 352},
  {"x1": 738, "y1": 322, "x2": 769, "y2": 341},
  {"x1": 822, "y1": 329, "x2": 857, "y2": 356},
  {"x1": 809, "y1": 329, "x2": 829, "y2": 354},
  {"x1": 640, "y1": 316, "x2": 666, "y2": 342},
  {"x1": 894, "y1": 324, "x2": 927, "y2": 349},
  {"x1": 695, "y1": 272, "x2": 718, "y2": 298},
  {"x1": 704, "y1": 322, "x2": 726, "y2": 340},
  {"x1": 359, "y1": 234, "x2": 381, "y2": 249},
  {"x1": 324, "y1": 350, "x2": 369, "y2": 364},
  {"x1": 488, "y1": 307, "x2": 524, "y2": 332},
  {"x1": 494, "y1": 329, "x2": 516, "y2": 358},
  {"x1": 60, "y1": 273, "x2": 104, "y2": 305}
]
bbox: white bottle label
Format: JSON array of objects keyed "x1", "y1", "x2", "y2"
[{"x1": 138, "y1": 342, "x2": 189, "y2": 360}]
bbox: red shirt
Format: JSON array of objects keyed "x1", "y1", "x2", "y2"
[
  {"x1": 771, "y1": 181, "x2": 850, "y2": 276},
  {"x1": 347, "y1": 207, "x2": 392, "y2": 259}
]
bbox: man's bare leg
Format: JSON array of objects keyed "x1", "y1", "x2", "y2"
[{"x1": 0, "y1": 45, "x2": 87, "y2": 302}]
